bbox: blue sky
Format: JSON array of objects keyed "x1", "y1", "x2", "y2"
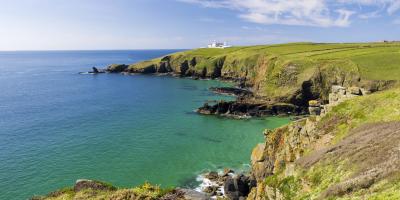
[{"x1": 0, "y1": 0, "x2": 399, "y2": 50}]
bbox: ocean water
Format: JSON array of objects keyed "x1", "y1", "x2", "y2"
[{"x1": 0, "y1": 50, "x2": 290, "y2": 200}]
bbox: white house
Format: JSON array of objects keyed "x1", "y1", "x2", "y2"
[{"x1": 207, "y1": 41, "x2": 232, "y2": 48}]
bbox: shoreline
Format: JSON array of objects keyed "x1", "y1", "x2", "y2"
[{"x1": 33, "y1": 43, "x2": 400, "y2": 200}]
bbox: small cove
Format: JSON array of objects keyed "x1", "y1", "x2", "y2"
[{"x1": 0, "y1": 50, "x2": 291, "y2": 199}]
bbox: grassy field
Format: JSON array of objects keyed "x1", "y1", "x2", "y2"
[{"x1": 176, "y1": 42, "x2": 400, "y2": 80}]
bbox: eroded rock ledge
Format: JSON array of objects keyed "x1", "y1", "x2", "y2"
[{"x1": 197, "y1": 100, "x2": 305, "y2": 118}]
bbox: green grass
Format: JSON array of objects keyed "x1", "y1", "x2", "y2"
[
  {"x1": 320, "y1": 88, "x2": 400, "y2": 142},
  {"x1": 127, "y1": 42, "x2": 400, "y2": 99},
  {"x1": 33, "y1": 182, "x2": 173, "y2": 200},
  {"x1": 258, "y1": 88, "x2": 400, "y2": 199}
]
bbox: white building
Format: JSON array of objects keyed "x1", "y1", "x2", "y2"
[{"x1": 207, "y1": 41, "x2": 232, "y2": 48}]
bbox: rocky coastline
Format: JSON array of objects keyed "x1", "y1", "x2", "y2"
[
  {"x1": 104, "y1": 64, "x2": 312, "y2": 119},
  {"x1": 49, "y1": 43, "x2": 400, "y2": 200},
  {"x1": 103, "y1": 55, "x2": 395, "y2": 119},
  {"x1": 196, "y1": 169, "x2": 256, "y2": 200}
]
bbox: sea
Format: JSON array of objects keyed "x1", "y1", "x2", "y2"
[{"x1": 0, "y1": 50, "x2": 290, "y2": 199}]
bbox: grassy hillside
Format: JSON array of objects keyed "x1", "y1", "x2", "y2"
[
  {"x1": 248, "y1": 88, "x2": 400, "y2": 200},
  {"x1": 32, "y1": 181, "x2": 181, "y2": 200},
  {"x1": 119, "y1": 42, "x2": 400, "y2": 105}
]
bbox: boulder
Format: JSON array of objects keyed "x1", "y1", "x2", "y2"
[
  {"x1": 204, "y1": 171, "x2": 219, "y2": 181},
  {"x1": 224, "y1": 174, "x2": 252, "y2": 200}
]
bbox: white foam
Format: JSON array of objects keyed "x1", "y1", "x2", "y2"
[{"x1": 194, "y1": 172, "x2": 226, "y2": 199}]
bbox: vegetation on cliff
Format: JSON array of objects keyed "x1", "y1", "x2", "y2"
[
  {"x1": 32, "y1": 180, "x2": 184, "y2": 200},
  {"x1": 109, "y1": 42, "x2": 400, "y2": 107},
  {"x1": 248, "y1": 88, "x2": 400, "y2": 200}
]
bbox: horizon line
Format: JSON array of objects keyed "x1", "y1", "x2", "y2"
[
  {"x1": 1, "y1": 40, "x2": 399, "y2": 52},
  {"x1": 0, "y1": 48, "x2": 191, "y2": 52}
]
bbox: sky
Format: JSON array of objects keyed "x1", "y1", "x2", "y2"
[{"x1": 0, "y1": 0, "x2": 399, "y2": 50}]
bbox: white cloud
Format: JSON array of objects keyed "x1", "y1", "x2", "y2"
[
  {"x1": 179, "y1": 0, "x2": 400, "y2": 27},
  {"x1": 358, "y1": 11, "x2": 381, "y2": 19}
]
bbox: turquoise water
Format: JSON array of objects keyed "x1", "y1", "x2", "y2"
[{"x1": 0, "y1": 50, "x2": 290, "y2": 199}]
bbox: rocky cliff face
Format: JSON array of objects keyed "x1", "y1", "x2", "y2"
[
  {"x1": 106, "y1": 51, "x2": 395, "y2": 111},
  {"x1": 246, "y1": 86, "x2": 400, "y2": 200}
]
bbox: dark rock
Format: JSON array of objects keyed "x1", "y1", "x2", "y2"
[
  {"x1": 309, "y1": 106, "x2": 321, "y2": 115},
  {"x1": 73, "y1": 179, "x2": 116, "y2": 192},
  {"x1": 224, "y1": 174, "x2": 252, "y2": 200},
  {"x1": 204, "y1": 171, "x2": 219, "y2": 181},
  {"x1": 211, "y1": 57, "x2": 225, "y2": 78},
  {"x1": 92, "y1": 67, "x2": 99, "y2": 73},
  {"x1": 197, "y1": 101, "x2": 304, "y2": 118},
  {"x1": 190, "y1": 57, "x2": 197, "y2": 67},
  {"x1": 201, "y1": 67, "x2": 207, "y2": 78},
  {"x1": 180, "y1": 60, "x2": 189, "y2": 76}
]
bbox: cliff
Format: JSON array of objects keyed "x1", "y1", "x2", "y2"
[
  {"x1": 36, "y1": 43, "x2": 400, "y2": 199},
  {"x1": 247, "y1": 86, "x2": 400, "y2": 199},
  {"x1": 108, "y1": 43, "x2": 400, "y2": 108}
]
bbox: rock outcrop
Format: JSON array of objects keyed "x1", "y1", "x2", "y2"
[
  {"x1": 224, "y1": 175, "x2": 255, "y2": 200},
  {"x1": 197, "y1": 170, "x2": 255, "y2": 200},
  {"x1": 249, "y1": 86, "x2": 365, "y2": 184},
  {"x1": 197, "y1": 100, "x2": 305, "y2": 118},
  {"x1": 209, "y1": 87, "x2": 253, "y2": 97}
]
